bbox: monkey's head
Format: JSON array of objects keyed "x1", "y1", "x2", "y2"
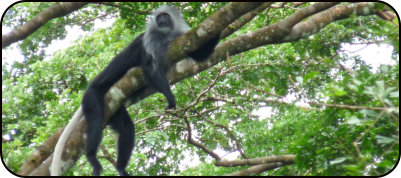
[
  {"x1": 146, "y1": 6, "x2": 189, "y2": 36},
  {"x1": 143, "y1": 6, "x2": 191, "y2": 59}
]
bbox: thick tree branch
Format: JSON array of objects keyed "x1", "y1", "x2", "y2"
[
  {"x1": 214, "y1": 2, "x2": 338, "y2": 60},
  {"x1": 281, "y1": 2, "x2": 379, "y2": 42},
  {"x1": 221, "y1": 2, "x2": 273, "y2": 38},
  {"x1": 174, "y1": 2, "x2": 378, "y2": 81},
  {"x1": 17, "y1": 128, "x2": 64, "y2": 175},
  {"x1": 2, "y1": 2, "x2": 89, "y2": 49}
]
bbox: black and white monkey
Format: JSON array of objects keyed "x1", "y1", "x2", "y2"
[{"x1": 51, "y1": 6, "x2": 219, "y2": 176}]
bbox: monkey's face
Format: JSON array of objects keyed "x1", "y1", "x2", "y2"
[{"x1": 156, "y1": 12, "x2": 174, "y2": 34}]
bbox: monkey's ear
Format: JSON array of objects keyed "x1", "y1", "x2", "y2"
[{"x1": 188, "y1": 33, "x2": 220, "y2": 62}]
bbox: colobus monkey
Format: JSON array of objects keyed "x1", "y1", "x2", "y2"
[{"x1": 80, "y1": 6, "x2": 219, "y2": 176}]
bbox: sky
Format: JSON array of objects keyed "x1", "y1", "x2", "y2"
[{"x1": 1, "y1": 1, "x2": 400, "y2": 177}]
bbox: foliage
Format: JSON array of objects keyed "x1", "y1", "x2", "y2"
[{"x1": 2, "y1": 2, "x2": 399, "y2": 176}]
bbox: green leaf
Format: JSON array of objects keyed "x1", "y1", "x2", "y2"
[
  {"x1": 330, "y1": 157, "x2": 347, "y2": 165},
  {"x1": 375, "y1": 135, "x2": 394, "y2": 145},
  {"x1": 346, "y1": 116, "x2": 362, "y2": 126}
]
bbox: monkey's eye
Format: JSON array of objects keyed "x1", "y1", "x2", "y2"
[
  {"x1": 158, "y1": 12, "x2": 170, "y2": 18},
  {"x1": 156, "y1": 13, "x2": 170, "y2": 21}
]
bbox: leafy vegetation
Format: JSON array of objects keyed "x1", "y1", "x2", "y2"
[{"x1": 2, "y1": 2, "x2": 399, "y2": 176}]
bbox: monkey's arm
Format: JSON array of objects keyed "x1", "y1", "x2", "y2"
[{"x1": 88, "y1": 34, "x2": 145, "y2": 92}]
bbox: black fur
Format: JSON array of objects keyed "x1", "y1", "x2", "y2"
[
  {"x1": 188, "y1": 35, "x2": 220, "y2": 62},
  {"x1": 82, "y1": 6, "x2": 219, "y2": 176}
]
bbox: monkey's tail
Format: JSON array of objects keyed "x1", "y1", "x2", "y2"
[{"x1": 50, "y1": 106, "x2": 84, "y2": 176}]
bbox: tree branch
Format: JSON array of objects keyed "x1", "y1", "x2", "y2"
[
  {"x1": 2, "y1": 2, "x2": 89, "y2": 48},
  {"x1": 183, "y1": 116, "x2": 221, "y2": 160},
  {"x1": 216, "y1": 155, "x2": 295, "y2": 167},
  {"x1": 200, "y1": 113, "x2": 249, "y2": 159},
  {"x1": 224, "y1": 161, "x2": 294, "y2": 176},
  {"x1": 281, "y1": 2, "x2": 379, "y2": 42},
  {"x1": 17, "y1": 128, "x2": 64, "y2": 175},
  {"x1": 221, "y1": 2, "x2": 273, "y2": 38}
]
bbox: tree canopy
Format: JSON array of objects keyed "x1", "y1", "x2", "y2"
[{"x1": 2, "y1": 2, "x2": 399, "y2": 176}]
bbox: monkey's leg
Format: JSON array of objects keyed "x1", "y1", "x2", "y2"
[
  {"x1": 109, "y1": 106, "x2": 135, "y2": 176},
  {"x1": 83, "y1": 91, "x2": 105, "y2": 176}
]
